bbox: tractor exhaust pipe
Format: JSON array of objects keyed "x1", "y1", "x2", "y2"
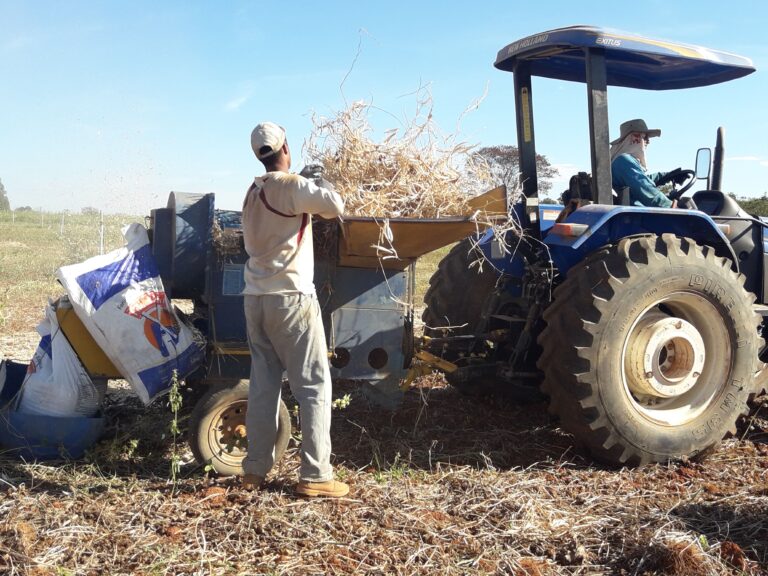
[{"x1": 711, "y1": 127, "x2": 725, "y2": 191}]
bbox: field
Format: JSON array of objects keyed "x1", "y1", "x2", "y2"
[{"x1": 1, "y1": 211, "x2": 767, "y2": 575}]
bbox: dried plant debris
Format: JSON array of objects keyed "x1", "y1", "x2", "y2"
[
  {"x1": 211, "y1": 218, "x2": 243, "y2": 258},
  {"x1": 305, "y1": 94, "x2": 495, "y2": 219},
  {"x1": 0, "y1": 378, "x2": 766, "y2": 575},
  {"x1": 312, "y1": 218, "x2": 339, "y2": 260},
  {"x1": 304, "y1": 93, "x2": 535, "y2": 272}
]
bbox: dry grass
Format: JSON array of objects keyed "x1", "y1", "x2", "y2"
[
  {"x1": 0, "y1": 377, "x2": 766, "y2": 575},
  {"x1": 305, "y1": 94, "x2": 493, "y2": 219},
  {"x1": 304, "y1": 96, "x2": 528, "y2": 273},
  {"x1": 1, "y1": 214, "x2": 767, "y2": 575},
  {"x1": 0, "y1": 210, "x2": 142, "y2": 333}
]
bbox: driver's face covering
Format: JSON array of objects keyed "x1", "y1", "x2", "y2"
[{"x1": 623, "y1": 132, "x2": 648, "y2": 168}]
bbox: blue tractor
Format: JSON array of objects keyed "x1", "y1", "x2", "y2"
[{"x1": 422, "y1": 26, "x2": 765, "y2": 465}]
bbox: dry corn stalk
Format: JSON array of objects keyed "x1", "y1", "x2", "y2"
[
  {"x1": 304, "y1": 92, "x2": 535, "y2": 271},
  {"x1": 305, "y1": 94, "x2": 494, "y2": 219}
]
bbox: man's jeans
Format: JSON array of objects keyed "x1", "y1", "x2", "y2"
[{"x1": 242, "y1": 293, "x2": 333, "y2": 482}]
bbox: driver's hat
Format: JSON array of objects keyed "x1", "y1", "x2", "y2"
[{"x1": 611, "y1": 119, "x2": 661, "y2": 145}]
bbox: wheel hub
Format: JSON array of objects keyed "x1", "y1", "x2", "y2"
[
  {"x1": 625, "y1": 312, "x2": 706, "y2": 399},
  {"x1": 216, "y1": 403, "x2": 248, "y2": 454}
]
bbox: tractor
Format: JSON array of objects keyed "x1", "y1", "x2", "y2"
[{"x1": 422, "y1": 25, "x2": 766, "y2": 466}]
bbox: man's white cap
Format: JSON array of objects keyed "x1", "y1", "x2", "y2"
[{"x1": 251, "y1": 122, "x2": 286, "y2": 159}]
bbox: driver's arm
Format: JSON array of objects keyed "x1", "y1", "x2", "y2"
[
  {"x1": 612, "y1": 155, "x2": 673, "y2": 208},
  {"x1": 647, "y1": 171, "x2": 667, "y2": 186}
]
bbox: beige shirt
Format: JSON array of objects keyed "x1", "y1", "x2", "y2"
[{"x1": 241, "y1": 172, "x2": 344, "y2": 295}]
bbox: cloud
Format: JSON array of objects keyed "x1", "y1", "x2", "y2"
[
  {"x1": 727, "y1": 155, "x2": 768, "y2": 167},
  {"x1": 549, "y1": 163, "x2": 580, "y2": 185},
  {"x1": 1, "y1": 34, "x2": 40, "y2": 53},
  {"x1": 727, "y1": 155, "x2": 761, "y2": 161},
  {"x1": 225, "y1": 93, "x2": 252, "y2": 111}
]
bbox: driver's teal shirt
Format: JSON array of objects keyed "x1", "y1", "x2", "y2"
[{"x1": 611, "y1": 153, "x2": 672, "y2": 208}]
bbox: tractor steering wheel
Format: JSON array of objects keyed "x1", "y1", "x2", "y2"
[{"x1": 666, "y1": 169, "x2": 696, "y2": 201}]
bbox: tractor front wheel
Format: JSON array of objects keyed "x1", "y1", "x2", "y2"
[
  {"x1": 537, "y1": 235, "x2": 761, "y2": 465},
  {"x1": 188, "y1": 379, "x2": 291, "y2": 476}
]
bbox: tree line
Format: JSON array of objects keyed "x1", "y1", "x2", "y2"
[
  {"x1": 2, "y1": 165, "x2": 766, "y2": 215},
  {"x1": 0, "y1": 178, "x2": 9, "y2": 211}
]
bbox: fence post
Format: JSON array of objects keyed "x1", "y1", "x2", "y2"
[{"x1": 99, "y1": 211, "x2": 105, "y2": 255}]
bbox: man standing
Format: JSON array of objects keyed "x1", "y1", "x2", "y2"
[{"x1": 241, "y1": 121, "x2": 348, "y2": 498}]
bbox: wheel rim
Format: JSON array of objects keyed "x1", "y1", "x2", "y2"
[
  {"x1": 621, "y1": 291, "x2": 731, "y2": 426},
  {"x1": 206, "y1": 400, "x2": 248, "y2": 465}
]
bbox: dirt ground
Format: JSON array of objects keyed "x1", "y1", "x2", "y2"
[{"x1": 1, "y1": 331, "x2": 767, "y2": 575}]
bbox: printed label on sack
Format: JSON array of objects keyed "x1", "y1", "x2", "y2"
[{"x1": 124, "y1": 291, "x2": 181, "y2": 358}]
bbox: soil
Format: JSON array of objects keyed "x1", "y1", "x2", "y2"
[{"x1": 1, "y1": 329, "x2": 767, "y2": 575}]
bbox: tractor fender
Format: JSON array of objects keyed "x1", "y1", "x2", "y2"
[
  {"x1": 544, "y1": 204, "x2": 736, "y2": 276},
  {"x1": 474, "y1": 201, "x2": 544, "y2": 297}
]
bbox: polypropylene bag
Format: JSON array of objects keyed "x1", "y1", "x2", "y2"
[
  {"x1": 0, "y1": 360, "x2": 6, "y2": 401},
  {"x1": 17, "y1": 305, "x2": 104, "y2": 417},
  {"x1": 56, "y1": 223, "x2": 203, "y2": 404}
]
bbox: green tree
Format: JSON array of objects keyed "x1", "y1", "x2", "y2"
[
  {"x1": 0, "y1": 178, "x2": 9, "y2": 211},
  {"x1": 736, "y1": 193, "x2": 768, "y2": 216},
  {"x1": 476, "y1": 145, "x2": 559, "y2": 196}
]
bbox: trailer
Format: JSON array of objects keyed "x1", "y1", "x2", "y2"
[{"x1": 147, "y1": 190, "x2": 502, "y2": 475}]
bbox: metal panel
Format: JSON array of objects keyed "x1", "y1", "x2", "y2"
[
  {"x1": 149, "y1": 208, "x2": 174, "y2": 296},
  {"x1": 221, "y1": 264, "x2": 245, "y2": 296},
  {"x1": 167, "y1": 192, "x2": 214, "y2": 298},
  {"x1": 207, "y1": 259, "x2": 248, "y2": 343},
  {"x1": 338, "y1": 217, "x2": 484, "y2": 266},
  {"x1": 327, "y1": 266, "x2": 408, "y2": 311},
  {"x1": 329, "y1": 307, "x2": 407, "y2": 382},
  {"x1": 585, "y1": 48, "x2": 613, "y2": 205},
  {"x1": 546, "y1": 204, "x2": 735, "y2": 275},
  {"x1": 513, "y1": 60, "x2": 538, "y2": 200},
  {"x1": 494, "y1": 25, "x2": 755, "y2": 89}
]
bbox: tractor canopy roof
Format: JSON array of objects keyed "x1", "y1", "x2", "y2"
[{"x1": 494, "y1": 25, "x2": 755, "y2": 90}]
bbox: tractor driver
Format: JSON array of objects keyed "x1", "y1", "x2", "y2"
[
  {"x1": 610, "y1": 119, "x2": 689, "y2": 208},
  {"x1": 240, "y1": 121, "x2": 349, "y2": 498}
]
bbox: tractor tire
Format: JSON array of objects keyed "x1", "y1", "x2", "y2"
[
  {"x1": 537, "y1": 234, "x2": 762, "y2": 466},
  {"x1": 422, "y1": 238, "x2": 499, "y2": 338},
  {"x1": 188, "y1": 379, "x2": 291, "y2": 476},
  {"x1": 422, "y1": 238, "x2": 502, "y2": 395}
]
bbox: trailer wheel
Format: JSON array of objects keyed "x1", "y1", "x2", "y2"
[
  {"x1": 537, "y1": 234, "x2": 761, "y2": 466},
  {"x1": 188, "y1": 380, "x2": 291, "y2": 476},
  {"x1": 422, "y1": 238, "x2": 499, "y2": 339}
]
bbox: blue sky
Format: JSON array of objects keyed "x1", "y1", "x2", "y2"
[{"x1": 1, "y1": 1, "x2": 767, "y2": 213}]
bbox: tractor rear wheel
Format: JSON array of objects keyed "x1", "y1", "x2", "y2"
[
  {"x1": 422, "y1": 238, "x2": 499, "y2": 338},
  {"x1": 422, "y1": 238, "x2": 502, "y2": 394},
  {"x1": 537, "y1": 234, "x2": 761, "y2": 466},
  {"x1": 188, "y1": 379, "x2": 291, "y2": 476}
]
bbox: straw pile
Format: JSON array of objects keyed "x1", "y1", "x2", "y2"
[
  {"x1": 0, "y1": 377, "x2": 766, "y2": 575},
  {"x1": 304, "y1": 97, "x2": 495, "y2": 219}
]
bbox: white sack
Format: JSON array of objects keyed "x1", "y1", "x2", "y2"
[
  {"x1": 56, "y1": 223, "x2": 203, "y2": 404},
  {"x1": 18, "y1": 305, "x2": 104, "y2": 417}
]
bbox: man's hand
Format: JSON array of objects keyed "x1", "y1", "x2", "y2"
[
  {"x1": 299, "y1": 164, "x2": 325, "y2": 180},
  {"x1": 665, "y1": 168, "x2": 689, "y2": 186}
]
